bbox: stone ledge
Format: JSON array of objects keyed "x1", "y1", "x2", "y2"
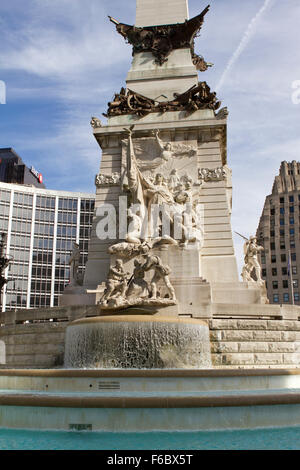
[
  {"x1": 1, "y1": 368, "x2": 300, "y2": 377},
  {"x1": 210, "y1": 319, "x2": 300, "y2": 331},
  {"x1": 1, "y1": 392, "x2": 300, "y2": 408}
]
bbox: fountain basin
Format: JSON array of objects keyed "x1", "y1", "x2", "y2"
[
  {"x1": 64, "y1": 315, "x2": 211, "y2": 369},
  {"x1": 1, "y1": 369, "x2": 300, "y2": 432}
]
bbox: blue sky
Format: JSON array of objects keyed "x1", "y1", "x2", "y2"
[{"x1": 1, "y1": 0, "x2": 300, "y2": 265}]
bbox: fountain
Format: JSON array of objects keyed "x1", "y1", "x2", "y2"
[
  {"x1": 1, "y1": 1, "x2": 300, "y2": 438},
  {"x1": 65, "y1": 316, "x2": 211, "y2": 369}
]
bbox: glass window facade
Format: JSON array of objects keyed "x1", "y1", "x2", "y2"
[{"x1": 0, "y1": 183, "x2": 94, "y2": 311}]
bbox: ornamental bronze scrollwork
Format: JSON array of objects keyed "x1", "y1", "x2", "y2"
[
  {"x1": 103, "y1": 82, "x2": 221, "y2": 118},
  {"x1": 109, "y1": 5, "x2": 211, "y2": 68}
]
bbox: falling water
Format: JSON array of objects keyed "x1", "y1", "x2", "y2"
[{"x1": 64, "y1": 318, "x2": 212, "y2": 369}]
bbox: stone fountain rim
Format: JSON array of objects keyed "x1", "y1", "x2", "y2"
[{"x1": 68, "y1": 315, "x2": 208, "y2": 327}]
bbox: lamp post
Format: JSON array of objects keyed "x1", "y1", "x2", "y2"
[{"x1": 0, "y1": 232, "x2": 10, "y2": 311}]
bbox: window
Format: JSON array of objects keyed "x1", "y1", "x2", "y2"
[
  {"x1": 272, "y1": 281, "x2": 278, "y2": 289},
  {"x1": 292, "y1": 266, "x2": 297, "y2": 275},
  {"x1": 280, "y1": 219, "x2": 285, "y2": 226},
  {"x1": 290, "y1": 218, "x2": 294, "y2": 224},
  {"x1": 290, "y1": 206, "x2": 294, "y2": 213},
  {"x1": 271, "y1": 255, "x2": 276, "y2": 263},
  {"x1": 283, "y1": 280, "x2": 288, "y2": 289},
  {"x1": 283, "y1": 293, "x2": 289, "y2": 302},
  {"x1": 270, "y1": 208, "x2": 275, "y2": 215},
  {"x1": 282, "y1": 267, "x2": 287, "y2": 275},
  {"x1": 280, "y1": 242, "x2": 286, "y2": 250},
  {"x1": 280, "y1": 197, "x2": 285, "y2": 204},
  {"x1": 273, "y1": 294, "x2": 279, "y2": 303},
  {"x1": 291, "y1": 253, "x2": 297, "y2": 261},
  {"x1": 281, "y1": 254, "x2": 286, "y2": 262},
  {"x1": 291, "y1": 241, "x2": 295, "y2": 249},
  {"x1": 280, "y1": 229, "x2": 285, "y2": 236},
  {"x1": 293, "y1": 280, "x2": 298, "y2": 288},
  {"x1": 272, "y1": 268, "x2": 277, "y2": 276},
  {"x1": 270, "y1": 242, "x2": 275, "y2": 251},
  {"x1": 270, "y1": 230, "x2": 275, "y2": 237},
  {"x1": 294, "y1": 293, "x2": 299, "y2": 302},
  {"x1": 290, "y1": 228, "x2": 295, "y2": 235},
  {"x1": 262, "y1": 269, "x2": 267, "y2": 277},
  {"x1": 280, "y1": 207, "x2": 285, "y2": 214},
  {"x1": 289, "y1": 196, "x2": 294, "y2": 203},
  {"x1": 261, "y1": 256, "x2": 266, "y2": 264}
]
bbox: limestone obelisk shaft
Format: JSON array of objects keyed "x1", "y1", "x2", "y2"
[
  {"x1": 135, "y1": 0, "x2": 189, "y2": 27},
  {"x1": 128, "y1": 0, "x2": 196, "y2": 101}
]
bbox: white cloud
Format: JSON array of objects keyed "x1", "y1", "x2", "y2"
[
  {"x1": 0, "y1": 2, "x2": 131, "y2": 80},
  {"x1": 216, "y1": 0, "x2": 275, "y2": 92}
]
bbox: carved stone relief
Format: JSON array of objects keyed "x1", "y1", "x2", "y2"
[
  {"x1": 90, "y1": 116, "x2": 102, "y2": 128},
  {"x1": 198, "y1": 167, "x2": 226, "y2": 182},
  {"x1": 118, "y1": 128, "x2": 203, "y2": 248},
  {"x1": 95, "y1": 173, "x2": 121, "y2": 187}
]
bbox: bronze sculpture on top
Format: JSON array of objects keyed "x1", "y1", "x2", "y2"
[
  {"x1": 104, "y1": 5, "x2": 220, "y2": 119},
  {"x1": 108, "y1": 5, "x2": 212, "y2": 68}
]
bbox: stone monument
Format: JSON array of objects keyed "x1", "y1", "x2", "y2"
[
  {"x1": 2, "y1": 1, "x2": 300, "y2": 374},
  {"x1": 61, "y1": 0, "x2": 267, "y2": 316},
  {"x1": 60, "y1": 0, "x2": 300, "y2": 370}
]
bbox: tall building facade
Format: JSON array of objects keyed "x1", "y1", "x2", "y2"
[
  {"x1": 256, "y1": 161, "x2": 300, "y2": 305},
  {"x1": 0, "y1": 182, "x2": 94, "y2": 311},
  {"x1": 0, "y1": 148, "x2": 46, "y2": 188}
]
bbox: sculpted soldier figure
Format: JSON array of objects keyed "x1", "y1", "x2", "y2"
[
  {"x1": 126, "y1": 259, "x2": 149, "y2": 300},
  {"x1": 101, "y1": 259, "x2": 129, "y2": 304},
  {"x1": 142, "y1": 254, "x2": 176, "y2": 301},
  {"x1": 242, "y1": 236, "x2": 264, "y2": 283}
]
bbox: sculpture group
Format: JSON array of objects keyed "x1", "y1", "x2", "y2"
[
  {"x1": 98, "y1": 126, "x2": 206, "y2": 310},
  {"x1": 122, "y1": 126, "x2": 203, "y2": 245},
  {"x1": 103, "y1": 82, "x2": 221, "y2": 118},
  {"x1": 100, "y1": 255, "x2": 176, "y2": 309}
]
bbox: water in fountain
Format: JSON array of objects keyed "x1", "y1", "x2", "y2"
[{"x1": 64, "y1": 316, "x2": 212, "y2": 369}]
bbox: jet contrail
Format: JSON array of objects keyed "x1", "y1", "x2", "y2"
[{"x1": 216, "y1": 0, "x2": 274, "y2": 92}]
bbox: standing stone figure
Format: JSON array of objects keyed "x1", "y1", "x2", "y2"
[
  {"x1": 242, "y1": 236, "x2": 264, "y2": 283},
  {"x1": 181, "y1": 202, "x2": 202, "y2": 247},
  {"x1": 142, "y1": 254, "x2": 176, "y2": 301},
  {"x1": 101, "y1": 259, "x2": 129, "y2": 305},
  {"x1": 69, "y1": 242, "x2": 80, "y2": 286}
]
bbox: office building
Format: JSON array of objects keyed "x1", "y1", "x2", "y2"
[
  {"x1": 256, "y1": 161, "x2": 300, "y2": 305},
  {"x1": 0, "y1": 182, "x2": 94, "y2": 311},
  {"x1": 0, "y1": 148, "x2": 45, "y2": 188}
]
